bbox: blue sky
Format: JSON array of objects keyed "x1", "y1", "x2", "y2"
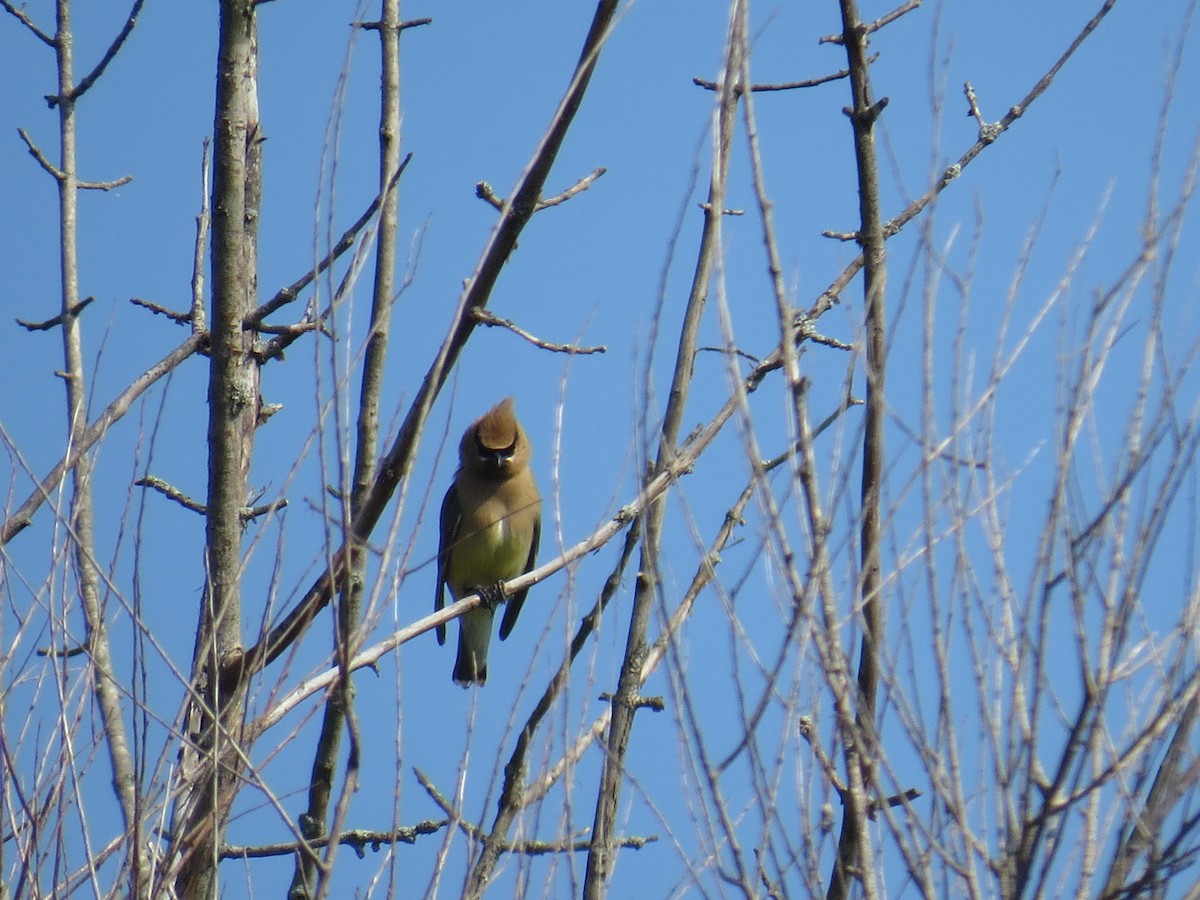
[{"x1": 3, "y1": 0, "x2": 1200, "y2": 896}]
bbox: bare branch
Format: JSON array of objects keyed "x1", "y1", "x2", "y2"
[
  {"x1": 469, "y1": 307, "x2": 607, "y2": 354},
  {"x1": 819, "y1": 0, "x2": 922, "y2": 43},
  {"x1": 827, "y1": 0, "x2": 890, "y2": 893},
  {"x1": 805, "y1": 0, "x2": 1120, "y2": 322},
  {"x1": 477, "y1": 167, "x2": 607, "y2": 211},
  {"x1": 353, "y1": 15, "x2": 433, "y2": 32},
  {"x1": 692, "y1": 56, "x2": 876, "y2": 92},
  {"x1": 192, "y1": 138, "x2": 212, "y2": 331},
  {"x1": 475, "y1": 180, "x2": 503, "y2": 209},
  {"x1": 15, "y1": 128, "x2": 132, "y2": 187},
  {"x1": 1, "y1": 331, "x2": 206, "y2": 538},
  {"x1": 135, "y1": 475, "x2": 207, "y2": 515},
  {"x1": 48, "y1": 0, "x2": 147, "y2": 106},
  {"x1": 133, "y1": 475, "x2": 282, "y2": 521},
  {"x1": 536, "y1": 166, "x2": 607, "y2": 208},
  {"x1": 1, "y1": 0, "x2": 54, "y2": 44},
  {"x1": 699, "y1": 202, "x2": 745, "y2": 215},
  {"x1": 244, "y1": 153, "x2": 411, "y2": 328},
  {"x1": 462, "y1": 516, "x2": 642, "y2": 890},
  {"x1": 83, "y1": 174, "x2": 135, "y2": 190},
  {"x1": 415, "y1": 770, "x2": 655, "y2": 856},
  {"x1": 16, "y1": 127, "x2": 64, "y2": 179},
  {"x1": 130, "y1": 297, "x2": 193, "y2": 325},
  {"x1": 252, "y1": 355, "x2": 770, "y2": 738},
  {"x1": 584, "y1": 3, "x2": 743, "y2": 893},
  {"x1": 963, "y1": 80, "x2": 1002, "y2": 142},
  {"x1": 223, "y1": 820, "x2": 448, "y2": 860},
  {"x1": 237, "y1": 0, "x2": 625, "y2": 684},
  {"x1": 16, "y1": 295, "x2": 95, "y2": 330}
]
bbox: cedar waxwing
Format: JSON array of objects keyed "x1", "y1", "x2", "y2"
[{"x1": 435, "y1": 398, "x2": 541, "y2": 686}]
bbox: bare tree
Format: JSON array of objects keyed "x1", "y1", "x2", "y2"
[{"x1": 3, "y1": 0, "x2": 1198, "y2": 897}]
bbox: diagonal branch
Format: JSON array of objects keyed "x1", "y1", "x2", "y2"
[
  {"x1": 48, "y1": 0, "x2": 147, "y2": 106},
  {"x1": 1, "y1": 332, "x2": 208, "y2": 544},
  {"x1": 469, "y1": 307, "x2": 607, "y2": 354},
  {"x1": 249, "y1": 339, "x2": 804, "y2": 742},
  {"x1": 1, "y1": 0, "x2": 54, "y2": 45},
  {"x1": 16, "y1": 296, "x2": 95, "y2": 330},
  {"x1": 584, "y1": 4, "x2": 744, "y2": 890},
  {"x1": 233, "y1": 0, "x2": 626, "y2": 689},
  {"x1": 692, "y1": 56, "x2": 873, "y2": 92},
  {"x1": 819, "y1": 0, "x2": 922, "y2": 43},
  {"x1": 17, "y1": 127, "x2": 65, "y2": 179},
  {"x1": 244, "y1": 154, "x2": 412, "y2": 329},
  {"x1": 804, "y1": 0, "x2": 1120, "y2": 323}
]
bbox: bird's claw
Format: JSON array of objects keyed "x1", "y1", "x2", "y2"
[{"x1": 475, "y1": 582, "x2": 508, "y2": 611}]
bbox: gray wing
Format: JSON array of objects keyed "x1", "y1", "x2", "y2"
[
  {"x1": 435, "y1": 481, "x2": 462, "y2": 646},
  {"x1": 499, "y1": 512, "x2": 540, "y2": 641}
]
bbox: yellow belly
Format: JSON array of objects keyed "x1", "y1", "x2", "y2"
[{"x1": 448, "y1": 517, "x2": 530, "y2": 596}]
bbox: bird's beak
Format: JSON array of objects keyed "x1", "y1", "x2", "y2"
[{"x1": 481, "y1": 450, "x2": 510, "y2": 471}]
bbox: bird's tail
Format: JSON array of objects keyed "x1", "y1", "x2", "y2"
[{"x1": 453, "y1": 607, "x2": 493, "y2": 686}]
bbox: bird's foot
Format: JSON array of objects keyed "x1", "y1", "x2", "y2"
[{"x1": 474, "y1": 582, "x2": 508, "y2": 611}]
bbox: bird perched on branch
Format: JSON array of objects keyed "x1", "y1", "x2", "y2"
[{"x1": 435, "y1": 397, "x2": 541, "y2": 686}]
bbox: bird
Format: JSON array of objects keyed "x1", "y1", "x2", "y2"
[{"x1": 435, "y1": 397, "x2": 541, "y2": 686}]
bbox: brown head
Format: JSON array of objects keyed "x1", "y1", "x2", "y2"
[{"x1": 460, "y1": 397, "x2": 531, "y2": 478}]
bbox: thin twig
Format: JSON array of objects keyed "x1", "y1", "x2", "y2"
[
  {"x1": 79, "y1": 175, "x2": 133, "y2": 190},
  {"x1": 0, "y1": 0, "x2": 55, "y2": 45},
  {"x1": 353, "y1": 15, "x2": 432, "y2": 31},
  {"x1": 1, "y1": 332, "x2": 208, "y2": 544},
  {"x1": 16, "y1": 126, "x2": 133, "y2": 188},
  {"x1": 469, "y1": 308, "x2": 607, "y2": 354},
  {"x1": 221, "y1": 820, "x2": 448, "y2": 859},
  {"x1": 17, "y1": 128, "x2": 64, "y2": 179},
  {"x1": 134, "y1": 475, "x2": 287, "y2": 521},
  {"x1": 414, "y1": 770, "x2": 655, "y2": 856},
  {"x1": 192, "y1": 138, "x2": 212, "y2": 331},
  {"x1": 475, "y1": 180, "x2": 503, "y2": 210},
  {"x1": 805, "y1": 0, "x2": 1120, "y2": 321},
  {"x1": 130, "y1": 297, "x2": 192, "y2": 326},
  {"x1": 244, "y1": 154, "x2": 411, "y2": 328},
  {"x1": 537, "y1": 166, "x2": 607, "y2": 208},
  {"x1": 242, "y1": 499, "x2": 287, "y2": 521},
  {"x1": 476, "y1": 167, "x2": 607, "y2": 211},
  {"x1": 583, "y1": 4, "x2": 744, "y2": 893},
  {"x1": 16, "y1": 296, "x2": 95, "y2": 331},
  {"x1": 135, "y1": 475, "x2": 207, "y2": 515},
  {"x1": 692, "y1": 56, "x2": 876, "y2": 92},
  {"x1": 819, "y1": 0, "x2": 921, "y2": 43},
  {"x1": 48, "y1": 0, "x2": 147, "y2": 106},
  {"x1": 963, "y1": 80, "x2": 1003, "y2": 142}
]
